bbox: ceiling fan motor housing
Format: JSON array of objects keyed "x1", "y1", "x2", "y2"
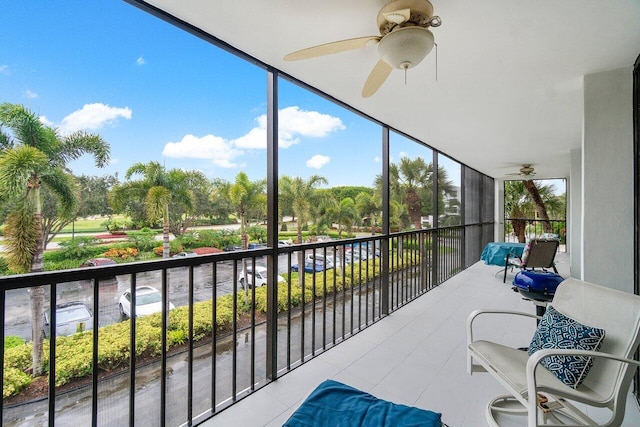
[{"x1": 378, "y1": 0, "x2": 435, "y2": 35}]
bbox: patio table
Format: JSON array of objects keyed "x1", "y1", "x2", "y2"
[{"x1": 480, "y1": 242, "x2": 525, "y2": 266}]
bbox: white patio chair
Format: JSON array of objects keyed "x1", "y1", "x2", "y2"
[{"x1": 467, "y1": 278, "x2": 640, "y2": 426}]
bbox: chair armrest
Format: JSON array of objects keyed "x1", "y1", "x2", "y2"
[
  {"x1": 467, "y1": 309, "x2": 541, "y2": 374},
  {"x1": 467, "y1": 309, "x2": 540, "y2": 344},
  {"x1": 525, "y1": 349, "x2": 640, "y2": 426}
]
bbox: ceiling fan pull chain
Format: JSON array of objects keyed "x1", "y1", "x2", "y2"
[
  {"x1": 404, "y1": 67, "x2": 407, "y2": 85},
  {"x1": 435, "y1": 42, "x2": 438, "y2": 81}
]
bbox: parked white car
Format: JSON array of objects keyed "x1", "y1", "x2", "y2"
[
  {"x1": 238, "y1": 265, "x2": 286, "y2": 288},
  {"x1": 118, "y1": 286, "x2": 175, "y2": 318}
]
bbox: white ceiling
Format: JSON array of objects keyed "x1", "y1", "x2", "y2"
[{"x1": 139, "y1": 0, "x2": 640, "y2": 180}]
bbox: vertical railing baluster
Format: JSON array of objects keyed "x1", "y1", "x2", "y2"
[
  {"x1": 349, "y1": 252, "x2": 354, "y2": 333},
  {"x1": 129, "y1": 274, "x2": 136, "y2": 427},
  {"x1": 322, "y1": 247, "x2": 327, "y2": 351},
  {"x1": 188, "y1": 265, "x2": 194, "y2": 423},
  {"x1": 287, "y1": 253, "x2": 292, "y2": 370},
  {"x1": 160, "y1": 269, "x2": 167, "y2": 427},
  {"x1": 48, "y1": 283, "x2": 56, "y2": 427},
  {"x1": 341, "y1": 247, "x2": 346, "y2": 341},
  {"x1": 365, "y1": 242, "x2": 369, "y2": 326},
  {"x1": 211, "y1": 262, "x2": 217, "y2": 413},
  {"x1": 311, "y1": 249, "x2": 316, "y2": 356},
  {"x1": 250, "y1": 257, "x2": 256, "y2": 390},
  {"x1": 357, "y1": 244, "x2": 362, "y2": 330},
  {"x1": 332, "y1": 244, "x2": 337, "y2": 345},
  {"x1": 232, "y1": 261, "x2": 238, "y2": 400},
  {"x1": 300, "y1": 250, "x2": 305, "y2": 364},
  {"x1": 92, "y1": 278, "x2": 99, "y2": 427},
  {"x1": 0, "y1": 288, "x2": 4, "y2": 425}
]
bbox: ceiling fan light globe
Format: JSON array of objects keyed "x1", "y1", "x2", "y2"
[{"x1": 377, "y1": 26, "x2": 434, "y2": 70}]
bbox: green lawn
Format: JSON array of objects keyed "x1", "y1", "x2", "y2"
[{"x1": 58, "y1": 215, "x2": 128, "y2": 234}]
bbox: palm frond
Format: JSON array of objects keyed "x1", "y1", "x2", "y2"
[
  {"x1": 0, "y1": 103, "x2": 49, "y2": 149},
  {"x1": 41, "y1": 169, "x2": 79, "y2": 220},
  {"x1": 145, "y1": 186, "x2": 172, "y2": 222},
  {"x1": 59, "y1": 131, "x2": 110, "y2": 167},
  {"x1": 0, "y1": 145, "x2": 49, "y2": 196},
  {"x1": 3, "y1": 200, "x2": 39, "y2": 273}
]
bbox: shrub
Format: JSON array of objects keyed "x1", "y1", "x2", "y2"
[
  {"x1": 101, "y1": 218, "x2": 132, "y2": 233},
  {"x1": 4, "y1": 336, "x2": 25, "y2": 350},
  {"x1": 103, "y1": 247, "x2": 138, "y2": 259},
  {"x1": 280, "y1": 223, "x2": 288, "y2": 231},
  {"x1": 56, "y1": 236, "x2": 101, "y2": 260},
  {"x1": 3, "y1": 367, "x2": 32, "y2": 399},
  {"x1": 127, "y1": 231, "x2": 157, "y2": 252},
  {"x1": 247, "y1": 225, "x2": 267, "y2": 243}
]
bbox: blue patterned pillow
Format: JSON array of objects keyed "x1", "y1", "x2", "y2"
[{"x1": 528, "y1": 305, "x2": 605, "y2": 389}]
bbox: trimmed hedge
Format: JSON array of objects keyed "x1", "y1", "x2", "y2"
[{"x1": 3, "y1": 253, "x2": 419, "y2": 399}]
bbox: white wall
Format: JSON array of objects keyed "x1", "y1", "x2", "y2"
[
  {"x1": 569, "y1": 148, "x2": 582, "y2": 279},
  {"x1": 582, "y1": 66, "x2": 634, "y2": 292}
]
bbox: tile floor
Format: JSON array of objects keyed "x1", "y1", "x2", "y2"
[{"x1": 202, "y1": 253, "x2": 640, "y2": 426}]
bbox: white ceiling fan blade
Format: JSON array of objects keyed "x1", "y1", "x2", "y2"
[
  {"x1": 362, "y1": 59, "x2": 393, "y2": 98},
  {"x1": 383, "y1": 8, "x2": 410, "y2": 25},
  {"x1": 284, "y1": 36, "x2": 381, "y2": 61}
]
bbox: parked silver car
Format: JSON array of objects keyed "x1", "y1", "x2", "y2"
[{"x1": 43, "y1": 302, "x2": 93, "y2": 338}]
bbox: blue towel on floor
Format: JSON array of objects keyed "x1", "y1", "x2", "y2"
[{"x1": 283, "y1": 379, "x2": 442, "y2": 427}]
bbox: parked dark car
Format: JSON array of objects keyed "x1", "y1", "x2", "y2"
[
  {"x1": 172, "y1": 251, "x2": 197, "y2": 258},
  {"x1": 224, "y1": 245, "x2": 243, "y2": 252},
  {"x1": 43, "y1": 302, "x2": 93, "y2": 338},
  {"x1": 291, "y1": 260, "x2": 326, "y2": 273},
  {"x1": 79, "y1": 258, "x2": 118, "y2": 287},
  {"x1": 80, "y1": 257, "x2": 117, "y2": 267}
]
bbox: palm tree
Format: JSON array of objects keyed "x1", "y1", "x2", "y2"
[
  {"x1": 355, "y1": 191, "x2": 381, "y2": 235},
  {"x1": 225, "y1": 172, "x2": 266, "y2": 249},
  {"x1": 224, "y1": 172, "x2": 266, "y2": 295},
  {"x1": 279, "y1": 175, "x2": 328, "y2": 287},
  {"x1": 331, "y1": 197, "x2": 358, "y2": 238},
  {"x1": 110, "y1": 162, "x2": 194, "y2": 258},
  {"x1": 504, "y1": 180, "x2": 563, "y2": 242},
  {"x1": 0, "y1": 103, "x2": 109, "y2": 376}
]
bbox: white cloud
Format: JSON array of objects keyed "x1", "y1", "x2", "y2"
[
  {"x1": 60, "y1": 103, "x2": 132, "y2": 133},
  {"x1": 39, "y1": 116, "x2": 53, "y2": 127},
  {"x1": 306, "y1": 154, "x2": 330, "y2": 169},
  {"x1": 0, "y1": 65, "x2": 8, "y2": 75},
  {"x1": 25, "y1": 89, "x2": 38, "y2": 99},
  {"x1": 231, "y1": 126, "x2": 266, "y2": 149},
  {"x1": 373, "y1": 156, "x2": 380, "y2": 163},
  {"x1": 278, "y1": 106, "x2": 345, "y2": 147},
  {"x1": 136, "y1": 56, "x2": 145, "y2": 66},
  {"x1": 162, "y1": 134, "x2": 244, "y2": 168},
  {"x1": 233, "y1": 106, "x2": 345, "y2": 149},
  {"x1": 162, "y1": 106, "x2": 344, "y2": 168}
]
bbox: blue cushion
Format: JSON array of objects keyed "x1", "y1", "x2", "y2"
[
  {"x1": 283, "y1": 379, "x2": 442, "y2": 427},
  {"x1": 528, "y1": 305, "x2": 605, "y2": 389}
]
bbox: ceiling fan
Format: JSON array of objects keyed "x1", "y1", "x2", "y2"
[
  {"x1": 506, "y1": 165, "x2": 537, "y2": 177},
  {"x1": 283, "y1": 0, "x2": 442, "y2": 98}
]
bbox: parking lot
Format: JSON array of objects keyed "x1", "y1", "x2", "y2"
[{"x1": 3, "y1": 252, "x2": 310, "y2": 341}]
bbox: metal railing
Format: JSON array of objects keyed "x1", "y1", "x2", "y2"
[
  {"x1": 1, "y1": 227, "x2": 467, "y2": 426},
  {"x1": 503, "y1": 218, "x2": 566, "y2": 246}
]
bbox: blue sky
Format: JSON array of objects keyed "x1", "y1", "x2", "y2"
[
  {"x1": 2, "y1": 1, "x2": 565, "y2": 196},
  {"x1": 1, "y1": 1, "x2": 401, "y2": 188}
]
